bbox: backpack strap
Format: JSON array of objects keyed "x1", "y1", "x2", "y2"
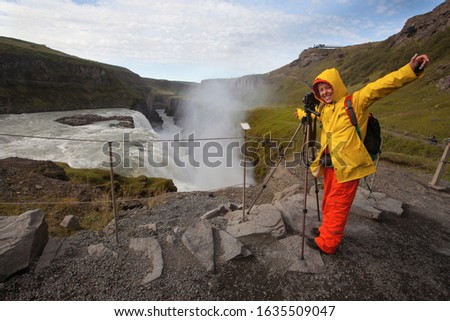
[
  {"x1": 345, "y1": 96, "x2": 378, "y2": 195},
  {"x1": 345, "y1": 95, "x2": 362, "y2": 140}
]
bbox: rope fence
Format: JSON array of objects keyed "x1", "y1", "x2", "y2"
[
  {"x1": 0, "y1": 132, "x2": 291, "y2": 144},
  {"x1": 0, "y1": 131, "x2": 265, "y2": 243}
]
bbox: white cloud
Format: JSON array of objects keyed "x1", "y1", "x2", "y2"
[
  {"x1": 0, "y1": 0, "x2": 311, "y2": 80},
  {"x1": 0, "y1": 0, "x2": 443, "y2": 81}
]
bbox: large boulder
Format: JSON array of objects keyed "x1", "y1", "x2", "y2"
[
  {"x1": 226, "y1": 204, "x2": 287, "y2": 239},
  {"x1": 0, "y1": 209, "x2": 48, "y2": 281}
]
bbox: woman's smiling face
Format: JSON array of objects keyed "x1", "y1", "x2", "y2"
[{"x1": 317, "y1": 83, "x2": 333, "y2": 103}]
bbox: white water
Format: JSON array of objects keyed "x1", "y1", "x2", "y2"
[{"x1": 0, "y1": 107, "x2": 253, "y2": 191}]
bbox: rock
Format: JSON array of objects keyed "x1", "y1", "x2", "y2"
[
  {"x1": 166, "y1": 235, "x2": 176, "y2": 244},
  {"x1": 103, "y1": 219, "x2": 116, "y2": 235},
  {"x1": 255, "y1": 234, "x2": 326, "y2": 274},
  {"x1": 35, "y1": 237, "x2": 64, "y2": 271},
  {"x1": 278, "y1": 236, "x2": 326, "y2": 274},
  {"x1": 272, "y1": 184, "x2": 301, "y2": 204},
  {"x1": 229, "y1": 203, "x2": 242, "y2": 211},
  {"x1": 226, "y1": 204, "x2": 287, "y2": 239},
  {"x1": 88, "y1": 243, "x2": 118, "y2": 259},
  {"x1": 273, "y1": 192, "x2": 320, "y2": 232},
  {"x1": 201, "y1": 205, "x2": 228, "y2": 220},
  {"x1": 36, "y1": 235, "x2": 90, "y2": 272},
  {"x1": 437, "y1": 75, "x2": 450, "y2": 92},
  {"x1": 129, "y1": 238, "x2": 163, "y2": 284},
  {"x1": 358, "y1": 189, "x2": 403, "y2": 216},
  {"x1": 181, "y1": 220, "x2": 215, "y2": 272},
  {"x1": 296, "y1": 47, "x2": 332, "y2": 67},
  {"x1": 60, "y1": 215, "x2": 81, "y2": 230},
  {"x1": 120, "y1": 199, "x2": 143, "y2": 210},
  {"x1": 275, "y1": 185, "x2": 403, "y2": 222},
  {"x1": 351, "y1": 201, "x2": 382, "y2": 220},
  {"x1": 138, "y1": 223, "x2": 157, "y2": 232},
  {"x1": 216, "y1": 230, "x2": 251, "y2": 264},
  {"x1": 56, "y1": 114, "x2": 135, "y2": 127},
  {"x1": 0, "y1": 209, "x2": 48, "y2": 282},
  {"x1": 351, "y1": 189, "x2": 403, "y2": 220},
  {"x1": 386, "y1": 2, "x2": 450, "y2": 47}
]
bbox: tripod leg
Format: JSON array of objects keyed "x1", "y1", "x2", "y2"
[
  {"x1": 300, "y1": 120, "x2": 310, "y2": 260},
  {"x1": 301, "y1": 167, "x2": 309, "y2": 260},
  {"x1": 247, "y1": 122, "x2": 305, "y2": 215},
  {"x1": 314, "y1": 177, "x2": 321, "y2": 222}
]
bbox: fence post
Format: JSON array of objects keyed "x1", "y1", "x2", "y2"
[
  {"x1": 108, "y1": 142, "x2": 119, "y2": 244},
  {"x1": 429, "y1": 138, "x2": 450, "y2": 190},
  {"x1": 241, "y1": 123, "x2": 251, "y2": 222}
]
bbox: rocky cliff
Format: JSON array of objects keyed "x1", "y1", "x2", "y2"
[
  {"x1": 0, "y1": 37, "x2": 166, "y2": 128},
  {"x1": 386, "y1": 1, "x2": 450, "y2": 47}
]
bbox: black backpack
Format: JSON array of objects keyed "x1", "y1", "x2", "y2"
[{"x1": 345, "y1": 96, "x2": 382, "y2": 161}]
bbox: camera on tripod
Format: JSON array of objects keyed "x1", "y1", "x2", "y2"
[{"x1": 302, "y1": 92, "x2": 320, "y2": 117}]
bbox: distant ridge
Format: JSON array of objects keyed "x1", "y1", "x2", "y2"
[{"x1": 0, "y1": 36, "x2": 195, "y2": 128}]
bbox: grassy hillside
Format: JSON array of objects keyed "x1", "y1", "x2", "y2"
[{"x1": 245, "y1": 26, "x2": 450, "y2": 181}]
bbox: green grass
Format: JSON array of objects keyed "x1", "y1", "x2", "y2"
[
  {"x1": 244, "y1": 104, "x2": 304, "y2": 179},
  {"x1": 370, "y1": 82, "x2": 450, "y2": 142},
  {"x1": 246, "y1": 104, "x2": 300, "y2": 141},
  {"x1": 58, "y1": 163, "x2": 177, "y2": 197}
]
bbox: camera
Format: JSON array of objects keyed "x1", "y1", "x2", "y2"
[
  {"x1": 302, "y1": 92, "x2": 320, "y2": 117},
  {"x1": 302, "y1": 92, "x2": 319, "y2": 108}
]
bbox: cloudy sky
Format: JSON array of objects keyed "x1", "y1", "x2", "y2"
[{"x1": 0, "y1": 0, "x2": 444, "y2": 82}]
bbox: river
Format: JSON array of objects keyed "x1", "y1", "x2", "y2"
[{"x1": 0, "y1": 108, "x2": 253, "y2": 191}]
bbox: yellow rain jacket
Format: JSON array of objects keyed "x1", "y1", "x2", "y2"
[{"x1": 298, "y1": 63, "x2": 422, "y2": 183}]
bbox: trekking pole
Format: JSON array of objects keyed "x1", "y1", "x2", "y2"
[
  {"x1": 246, "y1": 121, "x2": 304, "y2": 215},
  {"x1": 369, "y1": 139, "x2": 383, "y2": 194}
]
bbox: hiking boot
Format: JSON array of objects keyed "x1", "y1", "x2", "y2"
[
  {"x1": 306, "y1": 237, "x2": 322, "y2": 252},
  {"x1": 310, "y1": 227, "x2": 320, "y2": 237}
]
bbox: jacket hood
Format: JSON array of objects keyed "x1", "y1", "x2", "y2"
[{"x1": 312, "y1": 68, "x2": 349, "y2": 103}]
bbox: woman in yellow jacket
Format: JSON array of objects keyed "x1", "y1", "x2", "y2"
[{"x1": 300, "y1": 53, "x2": 430, "y2": 254}]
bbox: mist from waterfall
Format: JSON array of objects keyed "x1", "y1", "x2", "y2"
[{"x1": 174, "y1": 79, "x2": 256, "y2": 190}]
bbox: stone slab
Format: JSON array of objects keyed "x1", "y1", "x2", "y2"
[
  {"x1": 226, "y1": 204, "x2": 286, "y2": 239},
  {"x1": 274, "y1": 193, "x2": 321, "y2": 232},
  {"x1": 35, "y1": 237, "x2": 64, "y2": 272},
  {"x1": 265, "y1": 235, "x2": 326, "y2": 274},
  {"x1": 0, "y1": 209, "x2": 48, "y2": 281},
  {"x1": 88, "y1": 243, "x2": 118, "y2": 259},
  {"x1": 216, "y1": 230, "x2": 251, "y2": 264},
  {"x1": 129, "y1": 237, "x2": 163, "y2": 284},
  {"x1": 181, "y1": 220, "x2": 215, "y2": 272}
]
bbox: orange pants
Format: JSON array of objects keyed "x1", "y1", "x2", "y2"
[{"x1": 315, "y1": 167, "x2": 359, "y2": 254}]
